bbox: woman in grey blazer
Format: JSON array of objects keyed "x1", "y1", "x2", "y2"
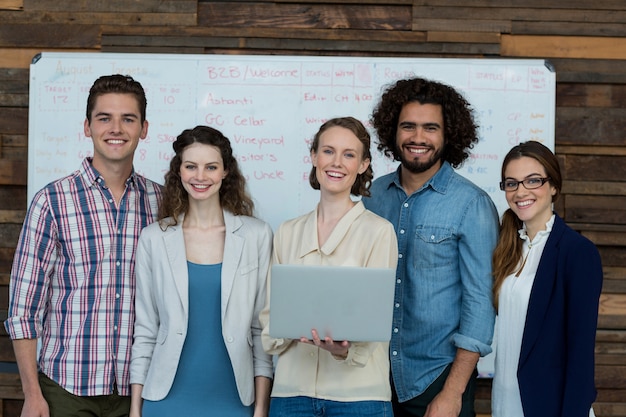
[{"x1": 130, "y1": 126, "x2": 273, "y2": 417}]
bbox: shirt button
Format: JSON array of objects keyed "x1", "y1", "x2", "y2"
[
  {"x1": 227, "y1": 337, "x2": 234, "y2": 343},
  {"x1": 392, "y1": 351, "x2": 398, "y2": 356},
  {"x1": 396, "y1": 279, "x2": 401, "y2": 284},
  {"x1": 109, "y1": 199, "x2": 114, "y2": 204},
  {"x1": 114, "y1": 325, "x2": 118, "y2": 331},
  {"x1": 403, "y1": 203, "x2": 408, "y2": 208},
  {"x1": 400, "y1": 229, "x2": 405, "y2": 234},
  {"x1": 431, "y1": 235, "x2": 435, "y2": 240},
  {"x1": 393, "y1": 328, "x2": 399, "y2": 333},
  {"x1": 116, "y1": 261, "x2": 121, "y2": 267},
  {"x1": 395, "y1": 303, "x2": 400, "y2": 308},
  {"x1": 115, "y1": 293, "x2": 120, "y2": 299},
  {"x1": 398, "y1": 254, "x2": 403, "y2": 259}
]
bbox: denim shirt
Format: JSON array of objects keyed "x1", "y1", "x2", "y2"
[{"x1": 362, "y1": 162, "x2": 498, "y2": 402}]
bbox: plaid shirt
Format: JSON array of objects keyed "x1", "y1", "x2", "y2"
[{"x1": 5, "y1": 158, "x2": 162, "y2": 396}]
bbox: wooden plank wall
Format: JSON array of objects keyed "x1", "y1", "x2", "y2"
[{"x1": 0, "y1": 0, "x2": 625, "y2": 416}]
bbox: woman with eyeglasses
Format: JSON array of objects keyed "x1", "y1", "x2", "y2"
[{"x1": 490, "y1": 140, "x2": 602, "y2": 417}]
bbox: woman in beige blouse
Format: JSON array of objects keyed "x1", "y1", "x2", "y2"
[{"x1": 260, "y1": 117, "x2": 398, "y2": 417}]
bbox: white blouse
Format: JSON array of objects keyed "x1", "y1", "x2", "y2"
[{"x1": 492, "y1": 215, "x2": 554, "y2": 417}]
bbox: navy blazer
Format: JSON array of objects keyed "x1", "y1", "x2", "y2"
[{"x1": 517, "y1": 214, "x2": 603, "y2": 417}]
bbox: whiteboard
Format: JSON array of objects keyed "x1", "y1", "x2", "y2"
[{"x1": 28, "y1": 52, "x2": 555, "y2": 229}]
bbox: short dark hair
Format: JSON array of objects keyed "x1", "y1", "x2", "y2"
[
  {"x1": 308, "y1": 117, "x2": 374, "y2": 197},
  {"x1": 371, "y1": 77, "x2": 478, "y2": 168},
  {"x1": 86, "y1": 74, "x2": 147, "y2": 123}
]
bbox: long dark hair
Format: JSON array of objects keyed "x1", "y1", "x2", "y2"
[
  {"x1": 492, "y1": 141, "x2": 562, "y2": 309},
  {"x1": 158, "y1": 125, "x2": 254, "y2": 227}
]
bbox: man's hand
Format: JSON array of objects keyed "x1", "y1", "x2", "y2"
[
  {"x1": 20, "y1": 394, "x2": 50, "y2": 417},
  {"x1": 424, "y1": 388, "x2": 462, "y2": 417}
]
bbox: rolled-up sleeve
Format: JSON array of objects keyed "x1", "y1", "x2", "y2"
[
  {"x1": 5, "y1": 192, "x2": 56, "y2": 340},
  {"x1": 453, "y1": 193, "x2": 499, "y2": 356}
]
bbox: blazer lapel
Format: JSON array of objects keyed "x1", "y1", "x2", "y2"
[
  {"x1": 163, "y1": 216, "x2": 189, "y2": 316},
  {"x1": 518, "y1": 215, "x2": 565, "y2": 368},
  {"x1": 221, "y1": 210, "x2": 244, "y2": 320}
]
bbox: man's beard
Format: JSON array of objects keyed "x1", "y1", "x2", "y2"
[{"x1": 398, "y1": 144, "x2": 444, "y2": 174}]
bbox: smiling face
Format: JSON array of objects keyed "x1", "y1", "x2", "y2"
[
  {"x1": 504, "y1": 156, "x2": 557, "y2": 236},
  {"x1": 84, "y1": 93, "x2": 148, "y2": 174},
  {"x1": 395, "y1": 101, "x2": 445, "y2": 177},
  {"x1": 179, "y1": 142, "x2": 226, "y2": 203},
  {"x1": 311, "y1": 126, "x2": 370, "y2": 198}
]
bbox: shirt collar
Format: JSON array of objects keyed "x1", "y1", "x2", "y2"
[
  {"x1": 298, "y1": 201, "x2": 367, "y2": 258},
  {"x1": 389, "y1": 161, "x2": 453, "y2": 195},
  {"x1": 518, "y1": 214, "x2": 556, "y2": 244},
  {"x1": 80, "y1": 157, "x2": 138, "y2": 189}
]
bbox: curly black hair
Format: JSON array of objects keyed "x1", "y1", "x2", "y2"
[{"x1": 371, "y1": 78, "x2": 479, "y2": 168}]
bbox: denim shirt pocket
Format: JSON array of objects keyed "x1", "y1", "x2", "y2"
[{"x1": 414, "y1": 225, "x2": 456, "y2": 269}]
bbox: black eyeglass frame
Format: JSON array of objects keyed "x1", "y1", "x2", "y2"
[{"x1": 499, "y1": 177, "x2": 551, "y2": 192}]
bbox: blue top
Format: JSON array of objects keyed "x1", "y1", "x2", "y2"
[
  {"x1": 142, "y1": 262, "x2": 252, "y2": 416},
  {"x1": 362, "y1": 162, "x2": 499, "y2": 402}
]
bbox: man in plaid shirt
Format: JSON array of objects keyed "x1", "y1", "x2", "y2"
[{"x1": 5, "y1": 74, "x2": 162, "y2": 417}]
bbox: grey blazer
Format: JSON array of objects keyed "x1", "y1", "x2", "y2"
[{"x1": 130, "y1": 211, "x2": 274, "y2": 405}]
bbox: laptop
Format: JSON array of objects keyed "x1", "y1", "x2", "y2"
[{"x1": 269, "y1": 264, "x2": 396, "y2": 342}]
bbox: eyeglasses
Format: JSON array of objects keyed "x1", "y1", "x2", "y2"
[{"x1": 499, "y1": 177, "x2": 551, "y2": 192}]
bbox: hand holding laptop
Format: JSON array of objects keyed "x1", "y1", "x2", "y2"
[
  {"x1": 299, "y1": 329, "x2": 351, "y2": 359},
  {"x1": 269, "y1": 264, "x2": 396, "y2": 342}
]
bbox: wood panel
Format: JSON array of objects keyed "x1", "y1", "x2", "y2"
[
  {"x1": 0, "y1": 11, "x2": 197, "y2": 25},
  {"x1": 551, "y1": 59, "x2": 626, "y2": 83},
  {"x1": 0, "y1": 1, "x2": 624, "y2": 416},
  {"x1": 556, "y1": 108, "x2": 626, "y2": 147},
  {"x1": 564, "y1": 196, "x2": 626, "y2": 225},
  {"x1": 23, "y1": 0, "x2": 196, "y2": 13},
  {"x1": 414, "y1": 6, "x2": 626, "y2": 23},
  {"x1": 0, "y1": 24, "x2": 100, "y2": 48},
  {"x1": 561, "y1": 155, "x2": 626, "y2": 181},
  {"x1": 599, "y1": 294, "x2": 626, "y2": 329},
  {"x1": 501, "y1": 35, "x2": 626, "y2": 59},
  {"x1": 557, "y1": 84, "x2": 626, "y2": 108},
  {"x1": 0, "y1": 0, "x2": 22, "y2": 10},
  {"x1": 198, "y1": 2, "x2": 411, "y2": 30},
  {"x1": 0, "y1": 188, "x2": 25, "y2": 211},
  {"x1": 0, "y1": 161, "x2": 26, "y2": 186},
  {"x1": 0, "y1": 48, "x2": 92, "y2": 69},
  {"x1": 413, "y1": 0, "x2": 626, "y2": 10}
]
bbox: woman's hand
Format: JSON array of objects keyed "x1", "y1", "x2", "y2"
[{"x1": 300, "y1": 329, "x2": 351, "y2": 359}]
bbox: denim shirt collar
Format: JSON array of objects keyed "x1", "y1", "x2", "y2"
[{"x1": 388, "y1": 161, "x2": 454, "y2": 196}]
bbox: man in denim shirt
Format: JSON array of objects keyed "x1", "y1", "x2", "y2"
[{"x1": 363, "y1": 78, "x2": 498, "y2": 417}]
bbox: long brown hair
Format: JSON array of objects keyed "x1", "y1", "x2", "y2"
[
  {"x1": 158, "y1": 125, "x2": 254, "y2": 228},
  {"x1": 492, "y1": 141, "x2": 562, "y2": 310}
]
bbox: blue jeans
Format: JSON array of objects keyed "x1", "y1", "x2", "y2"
[{"x1": 269, "y1": 396, "x2": 393, "y2": 417}]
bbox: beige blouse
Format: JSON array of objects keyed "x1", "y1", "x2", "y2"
[{"x1": 260, "y1": 201, "x2": 398, "y2": 402}]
